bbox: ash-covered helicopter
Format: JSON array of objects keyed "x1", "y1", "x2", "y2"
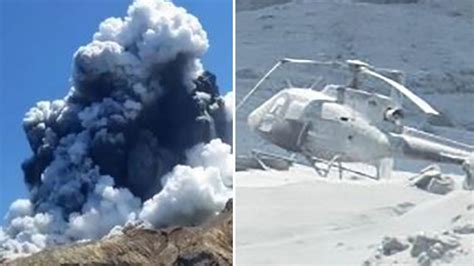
[{"x1": 237, "y1": 58, "x2": 474, "y2": 186}]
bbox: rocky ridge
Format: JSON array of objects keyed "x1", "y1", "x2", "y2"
[{"x1": 5, "y1": 200, "x2": 233, "y2": 266}]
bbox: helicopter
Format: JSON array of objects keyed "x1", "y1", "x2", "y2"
[{"x1": 237, "y1": 58, "x2": 474, "y2": 184}]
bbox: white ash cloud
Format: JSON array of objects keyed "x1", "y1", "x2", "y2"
[
  {"x1": 139, "y1": 139, "x2": 233, "y2": 228},
  {"x1": 1, "y1": 0, "x2": 232, "y2": 260},
  {"x1": 223, "y1": 91, "x2": 234, "y2": 122}
]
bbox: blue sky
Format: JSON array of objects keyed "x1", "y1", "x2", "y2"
[{"x1": 0, "y1": 0, "x2": 232, "y2": 222}]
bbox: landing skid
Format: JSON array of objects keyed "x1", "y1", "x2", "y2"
[
  {"x1": 304, "y1": 154, "x2": 343, "y2": 179},
  {"x1": 239, "y1": 149, "x2": 380, "y2": 181},
  {"x1": 304, "y1": 154, "x2": 379, "y2": 180}
]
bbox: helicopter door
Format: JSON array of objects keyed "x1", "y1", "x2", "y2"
[
  {"x1": 283, "y1": 101, "x2": 309, "y2": 150},
  {"x1": 314, "y1": 103, "x2": 354, "y2": 158}
]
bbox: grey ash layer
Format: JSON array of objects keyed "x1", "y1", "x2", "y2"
[{"x1": 23, "y1": 67, "x2": 230, "y2": 212}]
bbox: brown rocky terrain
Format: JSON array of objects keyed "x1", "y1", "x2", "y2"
[{"x1": 6, "y1": 200, "x2": 233, "y2": 266}]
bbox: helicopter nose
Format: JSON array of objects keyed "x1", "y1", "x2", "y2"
[{"x1": 247, "y1": 108, "x2": 262, "y2": 132}]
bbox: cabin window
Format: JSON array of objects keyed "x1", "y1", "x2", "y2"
[
  {"x1": 285, "y1": 101, "x2": 306, "y2": 120},
  {"x1": 269, "y1": 97, "x2": 286, "y2": 116},
  {"x1": 340, "y1": 117, "x2": 349, "y2": 122}
]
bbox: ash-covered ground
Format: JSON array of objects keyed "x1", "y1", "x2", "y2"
[
  {"x1": 236, "y1": 165, "x2": 473, "y2": 265},
  {"x1": 1, "y1": 0, "x2": 233, "y2": 261},
  {"x1": 235, "y1": 0, "x2": 473, "y2": 265}
]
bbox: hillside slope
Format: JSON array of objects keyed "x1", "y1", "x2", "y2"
[{"x1": 7, "y1": 200, "x2": 233, "y2": 266}]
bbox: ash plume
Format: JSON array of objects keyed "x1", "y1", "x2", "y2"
[{"x1": 0, "y1": 0, "x2": 233, "y2": 259}]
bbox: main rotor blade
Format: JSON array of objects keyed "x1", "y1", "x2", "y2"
[
  {"x1": 282, "y1": 58, "x2": 346, "y2": 68},
  {"x1": 362, "y1": 68, "x2": 439, "y2": 115},
  {"x1": 236, "y1": 60, "x2": 283, "y2": 110},
  {"x1": 236, "y1": 57, "x2": 344, "y2": 110}
]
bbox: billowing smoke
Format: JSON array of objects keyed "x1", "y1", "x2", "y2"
[{"x1": 0, "y1": 0, "x2": 233, "y2": 259}]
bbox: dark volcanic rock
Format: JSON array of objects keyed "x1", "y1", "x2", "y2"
[{"x1": 10, "y1": 200, "x2": 233, "y2": 266}]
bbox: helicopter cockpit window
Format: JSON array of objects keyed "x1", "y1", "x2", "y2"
[
  {"x1": 340, "y1": 117, "x2": 349, "y2": 122},
  {"x1": 269, "y1": 97, "x2": 286, "y2": 116}
]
